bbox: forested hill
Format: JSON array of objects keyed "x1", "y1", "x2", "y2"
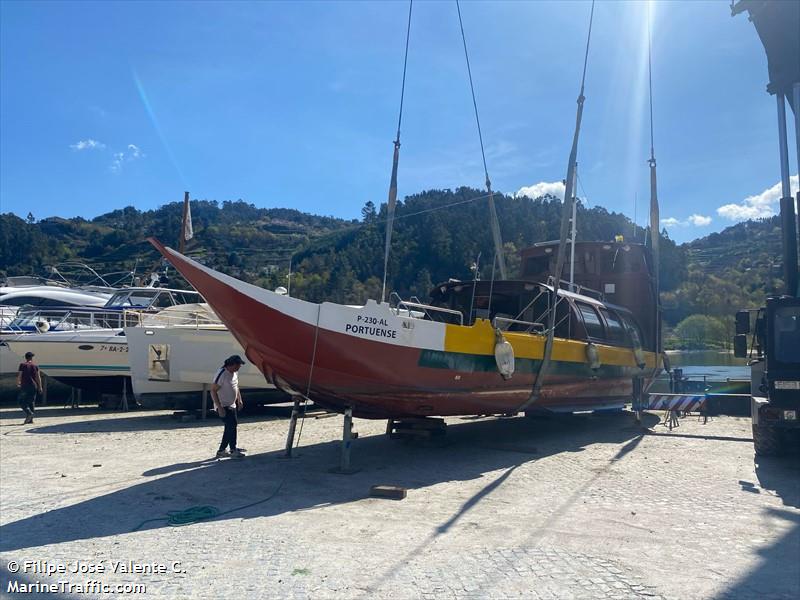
[
  {"x1": 661, "y1": 215, "x2": 785, "y2": 324},
  {"x1": 1, "y1": 200, "x2": 352, "y2": 286},
  {"x1": 0, "y1": 188, "x2": 785, "y2": 326}
]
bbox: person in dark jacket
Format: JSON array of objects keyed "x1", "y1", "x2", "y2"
[{"x1": 17, "y1": 352, "x2": 42, "y2": 424}]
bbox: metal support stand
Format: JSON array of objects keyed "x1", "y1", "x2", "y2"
[
  {"x1": 665, "y1": 410, "x2": 680, "y2": 431},
  {"x1": 120, "y1": 378, "x2": 129, "y2": 412},
  {"x1": 65, "y1": 387, "x2": 80, "y2": 409},
  {"x1": 632, "y1": 377, "x2": 643, "y2": 424},
  {"x1": 331, "y1": 407, "x2": 359, "y2": 474},
  {"x1": 201, "y1": 384, "x2": 208, "y2": 420},
  {"x1": 282, "y1": 397, "x2": 302, "y2": 458}
]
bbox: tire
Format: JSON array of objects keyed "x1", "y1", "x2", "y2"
[{"x1": 752, "y1": 424, "x2": 783, "y2": 456}]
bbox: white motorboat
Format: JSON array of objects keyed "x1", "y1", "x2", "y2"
[
  {"x1": 125, "y1": 319, "x2": 278, "y2": 407},
  {"x1": 3, "y1": 287, "x2": 204, "y2": 394},
  {"x1": 0, "y1": 287, "x2": 112, "y2": 374}
]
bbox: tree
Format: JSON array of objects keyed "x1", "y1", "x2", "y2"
[
  {"x1": 361, "y1": 201, "x2": 377, "y2": 223},
  {"x1": 675, "y1": 315, "x2": 728, "y2": 349}
]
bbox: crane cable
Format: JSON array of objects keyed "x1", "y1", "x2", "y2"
[
  {"x1": 456, "y1": 0, "x2": 507, "y2": 279},
  {"x1": 381, "y1": 0, "x2": 414, "y2": 304},
  {"x1": 517, "y1": 0, "x2": 595, "y2": 413}
]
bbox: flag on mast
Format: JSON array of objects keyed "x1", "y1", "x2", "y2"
[{"x1": 183, "y1": 197, "x2": 193, "y2": 241}]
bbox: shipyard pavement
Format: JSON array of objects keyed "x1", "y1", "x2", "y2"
[{"x1": 0, "y1": 405, "x2": 798, "y2": 599}]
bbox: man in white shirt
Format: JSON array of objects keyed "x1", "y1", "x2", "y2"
[{"x1": 211, "y1": 355, "x2": 246, "y2": 459}]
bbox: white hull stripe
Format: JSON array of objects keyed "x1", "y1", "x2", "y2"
[{"x1": 162, "y1": 245, "x2": 448, "y2": 352}]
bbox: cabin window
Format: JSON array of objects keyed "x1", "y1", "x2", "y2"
[
  {"x1": 583, "y1": 252, "x2": 596, "y2": 274},
  {"x1": 523, "y1": 256, "x2": 550, "y2": 277},
  {"x1": 153, "y1": 292, "x2": 176, "y2": 308},
  {"x1": 0, "y1": 296, "x2": 42, "y2": 307},
  {"x1": 554, "y1": 299, "x2": 573, "y2": 338},
  {"x1": 38, "y1": 298, "x2": 71, "y2": 307},
  {"x1": 599, "y1": 308, "x2": 627, "y2": 345},
  {"x1": 127, "y1": 293, "x2": 157, "y2": 307},
  {"x1": 576, "y1": 302, "x2": 605, "y2": 339},
  {"x1": 619, "y1": 313, "x2": 644, "y2": 348}
]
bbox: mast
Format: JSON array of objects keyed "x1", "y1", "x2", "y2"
[
  {"x1": 646, "y1": 4, "x2": 661, "y2": 354},
  {"x1": 381, "y1": 1, "x2": 413, "y2": 304},
  {"x1": 569, "y1": 165, "x2": 578, "y2": 289},
  {"x1": 517, "y1": 0, "x2": 595, "y2": 413}
]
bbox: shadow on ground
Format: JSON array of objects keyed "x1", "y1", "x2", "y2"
[
  {"x1": 0, "y1": 412, "x2": 657, "y2": 552},
  {"x1": 717, "y1": 443, "x2": 800, "y2": 599},
  {"x1": 0, "y1": 404, "x2": 300, "y2": 433}
]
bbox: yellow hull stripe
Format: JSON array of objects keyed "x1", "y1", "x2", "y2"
[{"x1": 443, "y1": 319, "x2": 659, "y2": 369}]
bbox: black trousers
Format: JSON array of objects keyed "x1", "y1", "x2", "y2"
[
  {"x1": 18, "y1": 387, "x2": 36, "y2": 417},
  {"x1": 218, "y1": 406, "x2": 238, "y2": 452}
]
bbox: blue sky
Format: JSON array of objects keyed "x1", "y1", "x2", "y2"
[{"x1": 1, "y1": 0, "x2": 797, "y2": 244}]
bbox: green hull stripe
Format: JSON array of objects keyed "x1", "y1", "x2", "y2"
[{"x1": 419, "y1": 349, "x2": 635, "y2": 379}]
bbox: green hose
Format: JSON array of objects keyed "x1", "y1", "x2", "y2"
[
  {"x1": 130, "y1": 478, "x2": 285, "y2": 532},
  {"x1": 166, "y1": 505, "x2": 221, "y2": 526}
]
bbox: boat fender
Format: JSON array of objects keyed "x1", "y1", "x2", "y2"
[
  {"x1": 35, "y1": 320, "x2": 50, "y2": 333},
  {"x1": 494, "y1": 329, "x2": 515, "y2": 380},
  {"x1": 585, "y1": 342, "x2": 601, "y2": 370},
  {"x1": 633, "y1": 347, "x2": 647, "y2": 370}
]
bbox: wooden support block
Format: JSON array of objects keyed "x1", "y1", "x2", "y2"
[{"x1": 370, "y1": 485, "x2": 407, "y2": 500}]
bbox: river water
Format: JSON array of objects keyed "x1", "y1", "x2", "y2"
[{"x1": 665, "y1": 350, "x2": 749, "y2": 381}]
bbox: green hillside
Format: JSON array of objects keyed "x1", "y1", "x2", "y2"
[{"x1": 2, "y1": 189, "x2": 787, "y2": 341}]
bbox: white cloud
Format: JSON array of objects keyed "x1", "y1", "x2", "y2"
[
  {"x1": 717, "y1": 175, "x2": 799, "y2": 221},
  {"x1": 70, "y1": 139, "x2": 105, "y2": 151},
  {"x1": 515, "y1": 180, "x2": 565, "y2": 200},
  {"x1": 687, "y1": 214, "x2": 712, "y2": 226},
  {"x1": 661, "y1": 214, "x2": 712, "y2": 228},
  {"x1": 109, "y1": 144, "x2": 145, "y2": 173},
  {"x1": 110, "y1": 152, "x2": 125, "y2": 173}
]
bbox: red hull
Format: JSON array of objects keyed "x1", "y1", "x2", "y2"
[{"x1": 150, "y1": 239, "x2": 642, "y2": 419}]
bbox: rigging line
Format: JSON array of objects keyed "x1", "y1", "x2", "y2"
[
  {"x1": 313, "y1": 191, "x2": 496, "y2": 239},
  {"x1": 516, "y1": 0, "x2": 595, "y2": 414},
  {"x1": 576, "y1": 172, "x2": 590, "y2": 207},
  {"x1": 381, "y1": 0, "x2": 414, "y2": 303},
  {"x1": 456, "y1": 0, "x2": 489, "y2": 185},
  {"x1": 456, "y1": 0, "x2": 507, "y2": 278},
  {"x1": 293, "y1": 302, "x2": 322, "y2": 450},
  {"x1": 647, "y1": 1, "x2": 655, "y2": 163},
  {"x1": 395, "y1": 0, "x2": 413, "y2": 143}
]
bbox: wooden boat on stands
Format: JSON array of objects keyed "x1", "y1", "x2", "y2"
[{"x1": 149, "y1": 238, "x2": 663, "y2": 419}]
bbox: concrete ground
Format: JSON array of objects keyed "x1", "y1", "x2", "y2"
[{"x1": 0, "y1": 402, "x2": 797, "y2": 600}]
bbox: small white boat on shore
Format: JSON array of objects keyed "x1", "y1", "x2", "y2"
[
  {"x1": 0, "y1": 287, "x2": 112, "y2": 375},
  {"x1": 125, "y1": 320, "x2": 279, "y2": 407},
  {"x1": 4, "y1": 287, "x2": 204, "y2": 395}
]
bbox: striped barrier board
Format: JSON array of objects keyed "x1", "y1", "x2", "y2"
[{"x1": 644, "y1": 393, "x2": 706, "y2": 412}]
